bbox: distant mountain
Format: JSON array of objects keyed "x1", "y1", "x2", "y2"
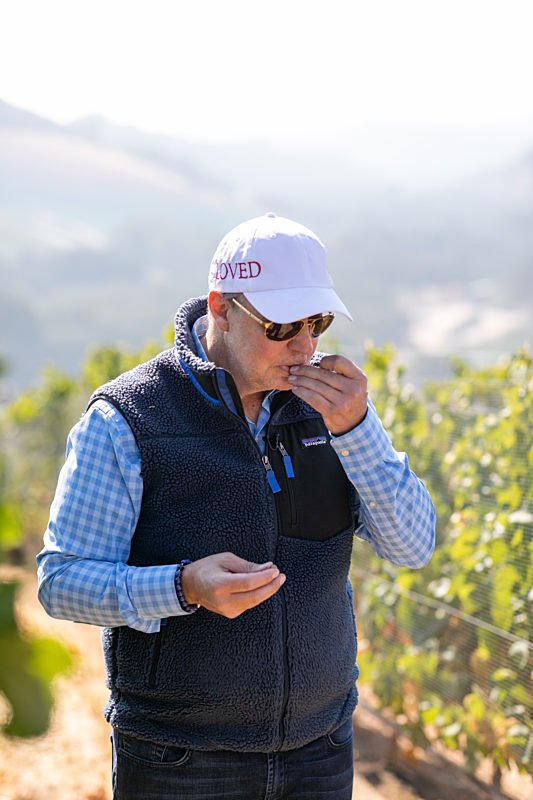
[
  {"x1": 67, "y1": 115, "x2": 232, "y2": 195},
  {"x1": 0, "y1": 99, "x2": 531, "y2": 394},
  {"x1": 0, "y1": 98, "x2": 60, "y2": 132},
  {"x1": 0, "y1": 113, "x2": 245, "y2": 231}
]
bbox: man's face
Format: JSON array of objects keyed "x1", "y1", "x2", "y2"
[{"x1": 222, "y1": 295, "x2": 320, "y2": 395}]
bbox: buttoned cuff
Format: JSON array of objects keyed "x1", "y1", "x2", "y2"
[{"x1": 330, "y1": 398, "x2": 396, "y2": 471}]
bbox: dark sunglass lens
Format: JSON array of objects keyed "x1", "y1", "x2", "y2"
[
  {"x1": 310, "y1": 314, "x2": 334, "y2": 338},
  {"x1": 266, "y1": 321, "x2": 304, "y2": 341},
  {"x1": 275, "y1": 319, "x2": 304, "y2": 342},
  {"x1": 265, "y1": 314, "x2": 334, "y2": 341}
]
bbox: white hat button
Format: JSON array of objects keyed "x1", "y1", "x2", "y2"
[{"x1": 265, "y1": 212, "x2": 276, "y2": 218}]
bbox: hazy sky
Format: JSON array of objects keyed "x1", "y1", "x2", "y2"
[{"x1": 1, "y1": 0, "x2": 533, "y2": 142}]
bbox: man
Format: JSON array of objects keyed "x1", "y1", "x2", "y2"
[{"x1": 38, "y1": 212, "x2": 435, "y2": 799}]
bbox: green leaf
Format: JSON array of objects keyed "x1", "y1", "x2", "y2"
[
  {"x1": 464, "y1": 693, "x2": 486, "y2": 721},
  {"x1": 0, "y1": 503, "x2": 22, "y2": 551},
  {"x1": 28, "y1": 636, "x2": 73, "y2": 681},
  {"x1": 491, "y1": 565, "x2": 520, "y2": 631},
  {"x1": 492, "y1": 668, "x2": 515, "y2": 682},
  {"x1": 496, "y1": 483, "x2": 522, "y2": 509},
  {"x1": 0, "y1": 582, "x2": 74, "y2": 737},
  {"x1": 0, "y1": 581, "x2": 18, "y2": 629}
]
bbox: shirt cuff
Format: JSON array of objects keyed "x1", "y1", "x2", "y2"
[
  {"x1": 125, "y1": 563, "x2": 189, "y2": 621},
  {"x1": 330, "y1": 398, "x2": 396, "y2": 471}
]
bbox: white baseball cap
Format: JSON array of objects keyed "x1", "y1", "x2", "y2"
[{"x1": 208, "y1": 212, "x2": 352, "y2": 323}]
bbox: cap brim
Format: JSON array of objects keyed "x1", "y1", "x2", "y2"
[{"x1": 243, "y1": 287, "x2": 352, "y2": 323}]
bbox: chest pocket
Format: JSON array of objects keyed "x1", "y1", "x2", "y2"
[{"x1": 267, "y1": 418, "x2": 356, "y2": 541}]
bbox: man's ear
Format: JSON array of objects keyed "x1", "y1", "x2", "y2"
[{"x1": 207, "y1": 291, "x2": 231, "y2": 332}]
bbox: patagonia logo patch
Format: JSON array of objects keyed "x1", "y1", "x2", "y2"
[{"x1": 301, "y1": 436, "x2": 328, "y2": 448}]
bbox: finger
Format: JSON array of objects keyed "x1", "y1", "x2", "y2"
[
  {"x1": 289, "y1": 365, "x2": 349, "y2": 392},
  {"x1": 235, "y1": 573, "x2": 287, "y2": 611},
  {"x1": 222, "y1": 566, "x2": 281, "y2": 593},
  {"x1": 318, "y1": 355, "x2": 366, "y2": 380},
  {"x1": 250, "y1": 561, "x2": 276, "y2": 572},
  {"x1": 220, "y1": 553, "x2": 273, "y2": 573},
  {"x1": 289, "y1": 378, "x2": 341, "y2": 409},
  {"x1": 290, "y1": 384, "x2": 334, "y2": 416},
  {"x1": 291, "y1": 363, "x2": 367, "y2": 396}
]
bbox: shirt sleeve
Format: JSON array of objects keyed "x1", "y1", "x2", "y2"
[
  {"x1": 331, "y1": 398, "x2": 436, "y2": 568},
  {"x1": 36, "y1": 400, "x2": 189, "y2": 633}
]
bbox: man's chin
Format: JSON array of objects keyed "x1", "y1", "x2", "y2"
[
  {"x1": 276, "y1": 365, "x2": 295, "y2": 384},
  {"x1": 258, "y1": 366, "x2": 301, "y2": 392},
  {"x1": 272, "y1": 375, "x2": 294, "y2": 392}
]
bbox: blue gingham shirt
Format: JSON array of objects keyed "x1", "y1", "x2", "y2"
[{"x1": 37, "y1": 322, "x2": 436, "y2": 633}]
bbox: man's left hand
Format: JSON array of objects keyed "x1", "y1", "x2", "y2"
[{"x1": 288, "y1": 355, "x2": 368, "y2": 436}]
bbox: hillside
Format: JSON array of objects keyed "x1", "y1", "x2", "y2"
[{"x1": 0, "y1": 99, "x2": 531, "y2": 392}]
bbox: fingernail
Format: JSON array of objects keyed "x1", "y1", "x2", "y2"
[
  {"x1": 289, "y1": 366, "x2": 300, "y2": 373},
  {"x1": 288, "y1": 376, "x2": 297, "y2": 382}
]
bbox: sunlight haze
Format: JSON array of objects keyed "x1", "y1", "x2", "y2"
[
  {"x1": 1, "y1": 0, "x2": 533, "y2": 141},
  {"x1": 1, "y1": 0, "x2": 532, "y2": 390}
]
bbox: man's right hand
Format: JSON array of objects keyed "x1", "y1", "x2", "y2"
[{"x1": 180, "y1": 552, "x2": 286, "y2": 619}]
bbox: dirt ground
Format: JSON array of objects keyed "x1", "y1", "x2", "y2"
[{"x1": 0, "y1": 570, "x2": 531, "y2": 800}]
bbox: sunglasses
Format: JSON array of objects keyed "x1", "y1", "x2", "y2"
[{"x1": 231, "y1": 298, "x2": 335, "y2": 342}]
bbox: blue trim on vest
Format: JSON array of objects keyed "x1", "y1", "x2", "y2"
[{"x1": 179, "y1": 358, "x2": 221, "y2": 406}]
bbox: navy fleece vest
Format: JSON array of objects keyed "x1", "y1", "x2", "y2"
[{"x1": 90, "y1": 296, "x2": 360, "y2": 751}]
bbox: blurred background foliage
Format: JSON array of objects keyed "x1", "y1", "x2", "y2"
[
  {"x1": 0, "y1": 359, "x2": 75, "y2": 737},
  {"x1": 0, "y1": 336, "x2": 166, "y2": 737},
  {"x1": 355, "y1": 345, "x2": 532, "y2": 786},
  {"x1": 0, "y1": 336, "x2": 531, "y2": 788}
]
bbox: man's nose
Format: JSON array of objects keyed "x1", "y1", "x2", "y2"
[{"x1": 289, "y1": 323, "x2": 316, "y2": 356}]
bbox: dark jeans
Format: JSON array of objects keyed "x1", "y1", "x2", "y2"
[{"x1": 111, "y1": 718, "x2": 354, "y2": 799}]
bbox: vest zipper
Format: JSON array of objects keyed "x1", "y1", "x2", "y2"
[
  {"x1": 267, "y1": 432, "x2": 293, "y2": 748},
  {"x1": 263, "y1": 454, "x2": 281, "y2": 493},
  {"x1": 209, "y1": 375, "x2": 289, "y2": 748},
  {"x1": 278, "y1": 594, "x2": 290, "y2": 747},
  {"x1": 277, "y1": 438, "x2": 296, "y2": 527},
  {"x1": 278, "y1": 440, "x2": 295, "y2": 478},
  {"x1": 209, "y1": 370, "x2": 283, "y2": 498}
]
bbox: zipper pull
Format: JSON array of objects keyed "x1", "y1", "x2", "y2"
[
  {"x1": 263, "y1": 455, "x2": 281, "y2": 493},
  {"x1": 278, "y1": 440, "x2": 295, "y2": 479}
]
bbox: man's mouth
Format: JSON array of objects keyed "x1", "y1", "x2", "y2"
[{"x1": 279, "y1": 362, "x2": 308, "y2": 375}]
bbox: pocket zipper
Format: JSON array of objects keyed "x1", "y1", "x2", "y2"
[
  {"x1": 263, "y1": 455, "x2": 281, "y2": 493},
  {"x1": 277, "y1": 440, "x2": 295, "y2": 479}
]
